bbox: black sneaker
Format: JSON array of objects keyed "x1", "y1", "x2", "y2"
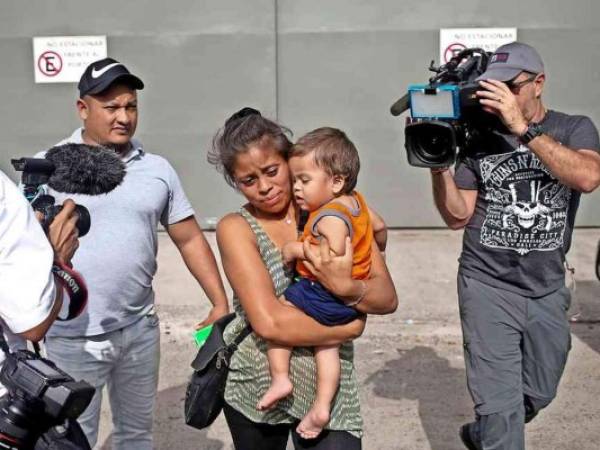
[{"x1": 459, "y1": 423, "x2": 479, "y2": 450}]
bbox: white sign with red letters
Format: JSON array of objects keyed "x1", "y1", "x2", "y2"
[
  {"x1": 440, "y1": 28, "x2": 517, "y2": 64},
  {"x1": 33, "y1": 36, "x2": 107, "y2": 83}
]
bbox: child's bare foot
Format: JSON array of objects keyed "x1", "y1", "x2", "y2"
[
  {"x1": 257, "y1": 377, "x2": 293, "y2": 411},
  {"x1": 296, "y1": 404, "x2": 330, "y2": 440}
]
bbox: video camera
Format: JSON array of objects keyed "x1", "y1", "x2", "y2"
[
  {"x1": 11, "y1": 144, "x2": 127, "y2": 237},
  {"x1": 11, "y1": 157, "x2": 91, "y2": 237},
  {"x1": 390, "y1": 47, "x2": 505, "y2": 168},
  {"x1": 0, "y1": 348, "x2": 94, "y2": 449}
]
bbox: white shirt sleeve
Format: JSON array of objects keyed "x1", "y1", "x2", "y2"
[{"x1": 0, "y1": 171, "x2": 55, "y2": 334}]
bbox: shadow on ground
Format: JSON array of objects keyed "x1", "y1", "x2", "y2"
[
  {"x1": 365, "y1": 346, "x2": 472, "y2": 450},
  {"x1": 570, "y1": 280, "x2": 600, "y2": 355},
  {"x1": 99, "y1": 384, "x2": 225, "y2": 450}
]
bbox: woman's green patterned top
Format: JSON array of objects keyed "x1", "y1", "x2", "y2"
[{"x1": 223, "y1": 207, "x2": 363, "y2": 437}]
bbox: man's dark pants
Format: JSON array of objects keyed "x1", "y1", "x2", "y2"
[{"x1": 458, "y1": 274, "x2": 571, "y2": 450}]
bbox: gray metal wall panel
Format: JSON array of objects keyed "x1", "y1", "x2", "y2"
[
  {"x1": 276, "y1": 28, "x2": 444, "y2": 226},
  {"x1": 1, "y1": 1, "x2": 599, "y2": 226},
  {"x1": 0, "y1": 1, "x2": 276, "y2": 227}
]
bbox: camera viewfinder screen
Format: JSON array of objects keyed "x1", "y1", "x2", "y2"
[{"x1": 409, "y1": 86, "x2": 459, "y2": 119}]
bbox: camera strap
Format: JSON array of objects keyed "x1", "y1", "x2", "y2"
[
  {"x1": 52, "y1": 261, "x2": 88, "y2": 321},
  {"x1": 0, "y1": 324, "x2": 9, "y2": 356},
  {"x1": 0, "y1": 263, "x2": 88, "y2": 359}
]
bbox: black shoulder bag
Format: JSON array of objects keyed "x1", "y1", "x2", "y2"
[{"x1": 184, "y1": 313, "x2": 252, "y2": 429}]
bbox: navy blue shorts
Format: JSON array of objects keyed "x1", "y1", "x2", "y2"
[{"x1": 284, "y1": 278, "x2": 359, "y2": 326}]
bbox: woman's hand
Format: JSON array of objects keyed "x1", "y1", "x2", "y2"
[
  {"x1": 304, "y1": 237, "x2": 398, "y2": 315},
  {"x1": 301, "y1": 236, "x2": 354, "y2": 297}
]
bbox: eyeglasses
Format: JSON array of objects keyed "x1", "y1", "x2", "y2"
[{"x1": 505, "y1": 74, "x2": 538, "y2": 93}]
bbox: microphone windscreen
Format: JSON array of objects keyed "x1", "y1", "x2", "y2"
[{"x1": 45, "y1": 144, "x2": 126, "y2": 195}]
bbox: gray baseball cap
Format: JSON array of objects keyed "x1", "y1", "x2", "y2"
[{"x1": 476, "y1": 42, "x2": 544, "y2": 82}]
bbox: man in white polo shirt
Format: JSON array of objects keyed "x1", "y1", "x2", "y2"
[{"x1": 40, "y1": 58, "x2": 230, "y2": 449}]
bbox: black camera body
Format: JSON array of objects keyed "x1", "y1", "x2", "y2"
[
  {"x1": 391, "y1": 48, "x2": 505, "y2": 168},
  {"x1": 0, "y1": 350, "x2": 94, "y2": 448},
  {"x1": 10, "y1": 158, "x2": 91, "y2": 237}
]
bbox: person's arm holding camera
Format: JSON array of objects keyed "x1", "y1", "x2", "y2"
[
  {"x1": 23, "y1": 201, "x2": 80, "y2": 342},
  {"x1": 430, "y1": 169, "x2": 478, "y2": 230},
  {"x1": 0, "y1": 172, "x2": 79, "y2": 343},
  {"x1": 477, "y1": 78, "x2": 600, "y2": 193}
]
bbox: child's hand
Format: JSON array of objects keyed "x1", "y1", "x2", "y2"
[{"x1": 282, "y1": 242, "x2": 297, "y2": 264}]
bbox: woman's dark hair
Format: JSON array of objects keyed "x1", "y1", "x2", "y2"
[{"x1": 208, "y1": 107, "x2": 293, "y2": 188}]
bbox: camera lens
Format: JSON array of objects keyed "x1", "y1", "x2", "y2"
[
  {"x1": 405, "y1": 121, "x2": 457, "y2": 167},
  {"x1": 74, "y1": 205, "x2": 91, "y2": 237},
  {"x1": 414, "y1": 130, "x2": 453, "y2": 162},
  {"x1": 46, "y1": 205, "x2": 91, "y2": 237}
]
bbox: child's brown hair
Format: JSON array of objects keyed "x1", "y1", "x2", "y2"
[{"x1": 291, "y1": 127, "x2": 360, "y2": 194}]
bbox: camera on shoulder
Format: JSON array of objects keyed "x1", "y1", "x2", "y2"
[{"x1": 390, "y1": 47, "x2": 507, "y2": 168}]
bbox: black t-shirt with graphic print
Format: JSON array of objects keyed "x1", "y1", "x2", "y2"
[{"x1": 454, "y1": 110, "x2": 600, "y2": 296}]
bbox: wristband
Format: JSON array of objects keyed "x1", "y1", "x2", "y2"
[
  {"x1": 52, "y1": 260, "x2": 88, "y2": 320},
  {"x1": 519, "y1": 123, "x2": 544, "y2": 144},
  {"x1": 346, "y1": 280, "x2": 367, "y2": 307}
]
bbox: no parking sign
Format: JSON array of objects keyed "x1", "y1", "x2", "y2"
[
  {"x1": 33, "y1": 36, "x2": 107, "y2": 83},
  {"x1": 439, "y1": 28, "x2": 517, "y2": 64}
]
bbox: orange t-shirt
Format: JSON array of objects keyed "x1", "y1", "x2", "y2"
[{"x1": 296, "y1": 191, "x2": 372, "y2": 281}]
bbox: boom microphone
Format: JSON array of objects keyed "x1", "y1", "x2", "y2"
[
  {"x1": 45, "y1": 143, "x2": 126, "y2": 195},
  {"x1": 11, "y1": 143, "x2": 126, "y2": 237}
]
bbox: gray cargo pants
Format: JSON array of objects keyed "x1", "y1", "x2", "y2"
[{"x1": 458, "y1": 274, "x2": 571, "y2": 450}]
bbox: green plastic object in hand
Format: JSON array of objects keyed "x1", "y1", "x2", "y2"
[{"x1": 193, "y1": 324, "x2": 214, "y2": 348}]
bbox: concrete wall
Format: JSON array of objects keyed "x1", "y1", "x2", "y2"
[{"x1": 1, "y1": 0, "x2": 599, "y2": 226}]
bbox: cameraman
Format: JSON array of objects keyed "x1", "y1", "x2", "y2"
[
  {"x1": 0, "y1": 169, "x2": 79, "y2": 351},
  {"x1": 0, "y1": 169, "x2": 85, "y2": 448},
  {"x1": 430, "y1": 42, "x2": 600, "y2": 450}
]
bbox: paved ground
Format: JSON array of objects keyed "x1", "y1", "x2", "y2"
[{"x1": 95, "y1": 229, "x2": 600, "y2": 450}]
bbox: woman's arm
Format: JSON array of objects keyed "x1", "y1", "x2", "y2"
[
  {"x1": 216, "y1": 213, "x2": 366, "y2": 347},
  {"x1": 301, "y1": 237, "x2": 398, "y2": 315}
]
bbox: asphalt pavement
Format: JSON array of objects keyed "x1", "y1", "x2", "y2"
[{"x1": 96, "y1": 228, "x2": 600, "y2": 450}]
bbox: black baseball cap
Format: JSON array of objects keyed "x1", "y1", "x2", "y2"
[
  {"x1": 476, "y1": 42, "x2": 545, "y2": 82},
  {"x1": 78, "y1": 57, "x2": 144, "y2": 97}
]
